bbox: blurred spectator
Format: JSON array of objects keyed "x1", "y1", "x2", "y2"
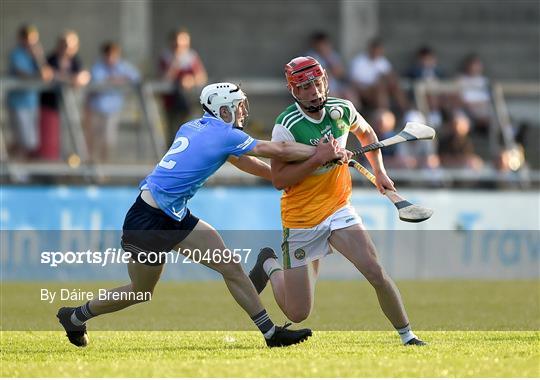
[
  {"x1": 305, "y1": 31, "x2": 358, "y2": 106},
  {"x1": 86, "y1": 42, "x2": 140, "y2": 163},
  {"x1": 406, "y1": 46, "x2": 446, "y2": 128},
  {"x1": 159, "y1": 28, "x2": 207, "y2": 144},
  {"x1": 495, "y1": 145, "x2": 526, "y2": 173},
  {"x1": 457, "y1": 54, "x2": 493, "y2": 132},
  {"x1": 493, "y1": 145, "x2": 528, "y2": 189},
  {"x1": 396, "y1": 109, "x2": 440, "y2": 170},
  {"x1": 406, "y1": 46, "x2": 444, "y2": 81},
  {"x1": 438, "y1": 111, "x2": 483, "y2": 170},
  {"x1": 349, "y1": 38, "x2": 408, "y2": 113},
  {"x1": 39, "y1": 30, "x2": 90, "y2": 161},
  {"x1": 370, "y1": 108, "x2": 414, "y2": 169},
  {"x1": 7, "y1": 24, "x2": 53, "y2": 160}
]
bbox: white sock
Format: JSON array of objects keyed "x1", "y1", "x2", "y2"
[
  {"x1": 397, "y1": 324, "x2": 417, "y2": 344},
  {"x1": 263, "y1": 325, "x2": 276, "y2": 339},
  {"x1": 71, "y1": 312, "x2": 85, "y2": 326},
  {"x1": 263, "y1": 258, "x2": 282, "y2": 278}
]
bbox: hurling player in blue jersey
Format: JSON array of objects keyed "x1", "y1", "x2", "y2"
[{"x1": 57, "y1": 82, "x2": 347, "y2": 348}]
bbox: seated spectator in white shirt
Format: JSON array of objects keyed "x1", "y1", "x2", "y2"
[
  {"x1": 457, "y1": 54, "x2": 492, "y2": 133},
  {"x1": 349, "y1": 38, "x2": 408, "y2": 113}
]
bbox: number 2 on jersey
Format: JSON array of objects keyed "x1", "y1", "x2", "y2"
[{"x1": 158, "y1": 137, "x2": 189, "y2": 169}]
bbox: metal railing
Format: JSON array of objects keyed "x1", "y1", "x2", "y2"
[
  {"x1": 0, "y1": 79, "x2": 166, "y2": 164},
  {"x1": 1, "y1": 77, "x2": 539, "y2": 187}
]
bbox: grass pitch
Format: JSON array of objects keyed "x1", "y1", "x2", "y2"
[
  {"x1": 2, "y1": 331, "x2": 539, "y2": 377},
  {"x1": 1, "y1": 280, "x2": 539, "y2": 377}
]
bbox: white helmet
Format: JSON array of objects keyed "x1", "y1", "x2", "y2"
[{"x1": 199, "y1": 82, "x2": 248, "y2": 126}]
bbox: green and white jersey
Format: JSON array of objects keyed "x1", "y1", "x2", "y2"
[
  {"x1": 272, "y1": 97, "x2": 368, "y2": 147},
  {"x1": 271, "y1": 97, "x2": 370, "y2": 228},
  {"x1": 272, "y1": 97, "x2": 369, "y2": 174}
]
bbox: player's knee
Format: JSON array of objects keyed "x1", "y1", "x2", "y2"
[
  {"x1": 284, "y1": 303, "x2": 311, "y2": 323},
  {"x1": 363, "y1": 264, "x2": 388, "y2": 288},
  {"x1": 286, "y1": 308, "x2": 310, "y2": 323},
  {"x1": 217, "y1": 262, "x2": 244, "y2": 279}
]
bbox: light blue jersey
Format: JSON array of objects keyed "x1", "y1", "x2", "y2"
[{"x1": 140, "y1": 113, "x2": 257, "y2": 221}]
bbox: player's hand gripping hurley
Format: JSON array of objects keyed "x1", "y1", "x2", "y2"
[
  {"x1": 345, "y1": 121, "x2": 435, "y2": 223},
  {"x1": 348, "y1": 160, "x2": 433, "y2": 222}
]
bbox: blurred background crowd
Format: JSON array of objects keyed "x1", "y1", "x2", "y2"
[{"x1": 1, "y1": 0, "x2": 538, "y2": 188}]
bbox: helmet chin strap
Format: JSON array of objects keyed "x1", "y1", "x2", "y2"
[
  {"x1": 302, "y1": 100, "x2": 327, "y2": 113},
  {"x1": 202, "y1": 104, "x2": 217, "y2": 117},
  {"x1": 290, "y1": 76, "x2": 329, "y2": 113},
  {"x1": 292, "y1": 93, "x2": 328, "y2": 113}
]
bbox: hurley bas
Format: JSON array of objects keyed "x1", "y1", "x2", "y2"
[{"x1": 40, "y1": 288, "x2": 152, "y2": 303}]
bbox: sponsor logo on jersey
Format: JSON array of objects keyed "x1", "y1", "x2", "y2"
[
  {"x1": 309, "y1": 130, "x2": 333, "y2": 145},
  {"x1": 320, "y1": 125, "x2": 332, "y2": 135}
]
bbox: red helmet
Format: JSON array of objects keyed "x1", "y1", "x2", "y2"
[
  {"x1": 284, "y1": 56, "x2": 328, "y2": 113},
  {"x1": 285, "y1": 56, "x2": 325, "y2": 88}
]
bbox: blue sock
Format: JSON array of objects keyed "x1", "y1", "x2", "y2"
[{"x1": 251, "y1": 309, "x2": 276, "y2": 338}]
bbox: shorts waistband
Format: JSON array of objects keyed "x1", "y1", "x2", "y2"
[
  {"x1": 135, "y1": 193, "x2": 191, "y2": 222},
  {"x1": 135, "y1": 193, "x2": 169, "y2": 217}
]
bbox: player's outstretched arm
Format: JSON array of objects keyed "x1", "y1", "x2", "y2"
[
  {"x1": 247, "y1": 137, "x2": 344, "y2": 162},
  {"x1": 246, "y1": 140, "x2": 314, "y2": 161},
  {"x1": 270, "y1": 137, "x2": 346, "y2": 190},
  {"x1": 227, "y1": 155, "x2": 272, "y2": 181}
]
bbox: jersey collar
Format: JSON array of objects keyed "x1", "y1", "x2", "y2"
[
  {"x1": 295, "y1": 103, "x2": 326, "y2": 124},
  {"x1": 202, "y1": 112, "x2": 219, "y2": 120}
]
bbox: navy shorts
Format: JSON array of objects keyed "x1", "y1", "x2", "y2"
[{"x1": 121, "y1": 194, "x2": 199, "y2": 266}]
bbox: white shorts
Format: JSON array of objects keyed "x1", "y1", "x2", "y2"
[{"x1": 281, "y1": 204, "x2": 363, "y2": 269}]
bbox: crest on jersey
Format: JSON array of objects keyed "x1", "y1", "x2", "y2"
[
  {"x1": 294, "y1": 248, "x2": 306, "y2": 260},
  {"x1": 336, "y1": 118, "x2": 347, "y2": 130}
]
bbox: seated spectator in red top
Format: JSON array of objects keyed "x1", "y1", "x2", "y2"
[
  {"x1": 159, "y1": 28, "x2": 207, "y2": 144},
  {"x1": 438, "y1": 111, "x2": 483, "y2": 170},
  {"x1": 39, "y1": 30, "x2": 90, "y2": 160}
]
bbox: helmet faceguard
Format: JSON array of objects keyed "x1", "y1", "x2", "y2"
[
  {"x1": 200, "y1": 82, "x2": 249, "y2": 127},
  {"x1": 285, "y1": 56, "x2": 329, "y2": 113}
]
